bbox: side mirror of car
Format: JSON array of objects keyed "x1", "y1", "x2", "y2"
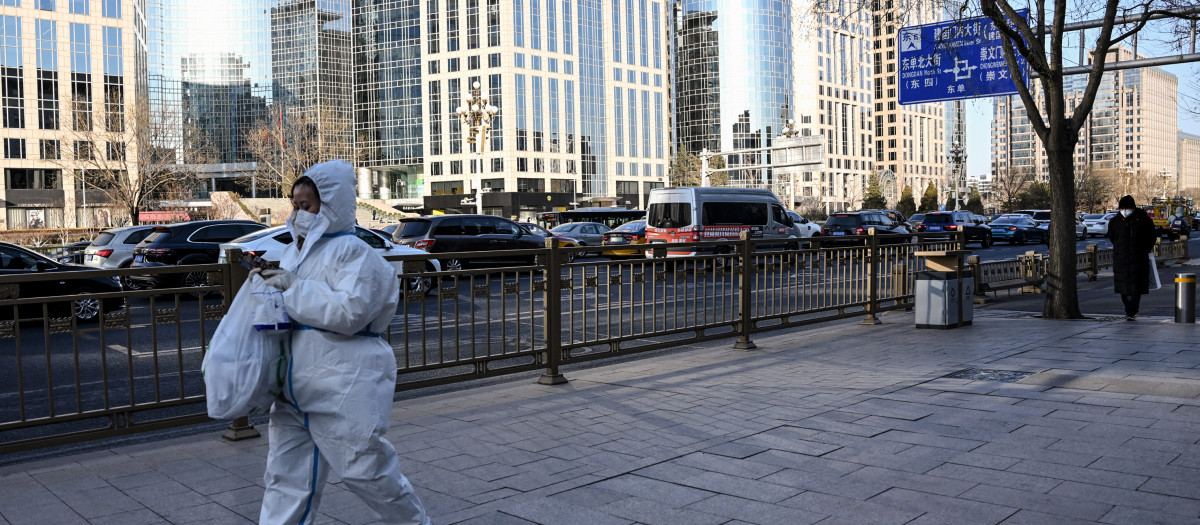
[{"x1": 35, "y1": 261, "x2": 51, "y2": 272}]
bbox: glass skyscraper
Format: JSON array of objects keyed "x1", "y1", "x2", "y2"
[
  {"x1": 147, "y1": 0, "x2": 353, "y2": 196},
  {"x1": 672, "y1": 0, "x2": 794, "y2": 186}
]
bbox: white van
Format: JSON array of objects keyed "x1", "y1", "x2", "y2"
[{"x1": 644, "y1": 187, "x2": 797, "y2": 257}]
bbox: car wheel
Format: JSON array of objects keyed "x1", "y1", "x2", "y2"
[
  {"x1": 1016, "y1": 233, "x2": 1026, "y2": 245},
  {"x1": 565, "y1": 250, "x2": 577, "y2": 263},
  {"x1": 407, "y1": 264, "x2": 436, "y2": 296},
  {"x1": 72, "y1": 288, "x2": 102, "y2": 323},
  {"x1": 1078, "y1": 228, "x2": 1086, "y2": 241},
  {"x1": 443, "y1": 258, "x2": 465, "y2": 272},
  {"x1": 182, "y1": 270, "x2": 210, "y2": 298}
]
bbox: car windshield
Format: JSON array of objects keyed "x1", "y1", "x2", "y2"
[
  {"x1": 551, "y1": 224, "x2": 578, "y2": 233},
  {"x1": 524, "y1": 224, "x2": 551, "y2": 235},
  {"x1": 824, "y1": 214, "x2": 862, "y2": 227},
  {"x1": 647, "y1": 203, "x2": 692, "y2": 228},
  {"x1": 1083, "y1": 214, "x2": 1105, "y2": 219},
  {"x1": 613, "y1": 221, "x2": 646, "y2": 233},
  {"x1": 922, "y1": 214, "x2": 953, "y2": 224},
  {"x1": 990, "y1": 219, "x2": 1023, "y2": 226},
  {"x1": 908, "y1": 214, "x2": 924, "y2": 223},
  {"x1": 142, "y1": 230, "x2": 171, "y2": 243},
  {"x1": 1032, "y1": 211, "x2": 1052, "y2": 221},
  {"x1": 397, "y1": 220, "x2": 432, "y2": 237}
]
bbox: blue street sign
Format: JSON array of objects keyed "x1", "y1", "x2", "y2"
[{"x1": 898, "y1": 10, "x2": 1030, "y2": 105}]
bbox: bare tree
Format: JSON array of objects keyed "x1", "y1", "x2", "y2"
[
  {"x1": 53, "y1": 96, "x2": 211, "y2": 226},
  {"x1": 991, "y1": 166, "x2": 1033, "y2": 212},
  {"x1": 1074, "y1": 163, "x2": 1116, "y2": 213},
  {"x1": 245, "y1": 105, "x2": 353, "y2": 197},
  {"x1": 973, "y1": 0, "x2": 1200, "y2": 318}
]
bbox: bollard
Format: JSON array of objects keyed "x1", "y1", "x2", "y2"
[{"x1": 1176, "y1": 273, "x2": 1196, "y2": 324}]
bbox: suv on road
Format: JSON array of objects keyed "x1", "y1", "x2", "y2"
[
  {"x1": 129, "y1": 220, "x2": 268, "y2": 290},
  {"x1": 820, "y1": 210, "x2": 911, "y2": 245},
  {"x1": 916, "y1": 210, "x2": 992, "y2": 247},
  {"x1": 392, "y1": 215, "x2": 546, "y2": 271},
  {"x1": 82, "y1": 225, "x2": 157, "y2": 288}
]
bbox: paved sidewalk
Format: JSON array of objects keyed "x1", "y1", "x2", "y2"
[{"x1": 4, "y1": 309, "x2": 1200, "y2": 524}]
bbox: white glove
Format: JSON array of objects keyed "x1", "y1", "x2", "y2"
[
  {"x1": 260, "y1": 268, "x2": 298, "y2": 291},
  {"x1": 248, "y1": 267, "x2": 263, "y2": 279}
]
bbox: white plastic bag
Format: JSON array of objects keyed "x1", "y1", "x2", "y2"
[
  {"x1": 1150, "y1": 253, "x2": 1162, "y2": 290},
  {"x1": 202, "y1": 275, "x2": 289, "y2": 419},
  {"x1": 252, "y1": 284, "x2": 291, "y2": 332}
]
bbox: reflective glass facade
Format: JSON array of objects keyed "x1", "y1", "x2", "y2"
[
  {"x1": 672, "y1": 0, "x2": 793, "y2": 186},
  {"x1": 148, "y1": 0, "x2": 353, "y2": 169}
]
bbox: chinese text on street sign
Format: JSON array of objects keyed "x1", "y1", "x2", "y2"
[{"x1": 898, "y1": 10, "x2": 1030, "y2": 105}]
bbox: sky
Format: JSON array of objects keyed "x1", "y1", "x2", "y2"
[{"x1": 964, "y1": 31, "x2": 1200, "y2": 179}]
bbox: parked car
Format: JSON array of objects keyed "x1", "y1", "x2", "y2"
[
  {"x1": 129, "y1": 220, "x2": 268, "y2": 290},
  {"x1": 519, "y1": 222, "x2": 583, "y2": 262},
  {"x1": 1015, "y1": 209, "x2": 1052, "y2": 224},
  {"x1": 906, "y1": 213, "x2": 927, "y2": 229},
  {"x1": 82, "y1": 225, "x2": 157, "y2": 289},
  {"x1": 987, "y1": 215, "x2": 1048, "y2": 245},
  {"x1": 0, "y1": 242, "x2": 125, "y2": 322},
  {"x1": 602, "y1": 220, "x2": 649, "y2": 257},
  {"x1": 54, "y1": 240, "x2": 93, "y2": 264},
  {"x1": 219, "y1": 225, "x2": 442, "y2": 294},
  {"x1": 786, "y1": 211, "x2": 822, "y2": 238},
  {"x1": 916, "y1": 211, "x2": 993, "y2": 247},
  {"x1": 1034, "y1": 213, "x2": 1087, "y2": 240},
  {"x1": 392, "y1": 215, "x2": 546, "y2": 271},
  {"x1": 820, "y1": 211, "x2": 912, "y2": 245},
  {"x1": 864, "y1": 209, "x2": 909, "y2": 230},
  {"x1": 1082, "y1": 213, "x2": 1116, "y2": 237},
  {"x1": 550, "y1": 222, "x2": 610, "y2": 247}
]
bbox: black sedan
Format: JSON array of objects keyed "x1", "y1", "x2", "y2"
[
  {"x1": 987, "y1": 216, "x2": 1048, "y2": 245},
  {"x1": 0, "y1": 242, "x2": 125, "y2": 322}
]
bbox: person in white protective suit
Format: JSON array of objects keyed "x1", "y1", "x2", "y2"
[{"x1": 254, "y1": 160, "x2": 431, "y2": 525}]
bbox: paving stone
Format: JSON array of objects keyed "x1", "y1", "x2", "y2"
[
  {"x1": 958, "y1": 484, "x2": 1111, "y2": 521},
  {"x1": 926, "y1": 463, "x2": 1061, "y2": 493},
  {"x1": 672, "y1": 451, "x2": 784, "y2": 480},
  {"x1": 547, "y1": 485, "x2": 631, "y2": 508},
  {"x1": 86, "y1": 509, "x2": 166, "y2": 525},
  {"x1": 998, "y1": 509, "x2": 1101, "y2": 525},
  {"x1": 592, "y1": 474, "x2": 716, "y2": 507},
  {"x1": 57, "y1": 485, "x2": 145, "y2": 519},
  {"x1": 867, "y1": 487, "x2": 1018, "y2": 525},
  {"x1": 495, "y1": 498, "x2": 633, "y2": 525},
  {"x1": 453, "y1": 511, "x2": 539, "y2": 525},
  {"x1": 779, "y1": 490, "x2": 922, "y2": 524},
  {"x1": 634, "y1": 462, "x2": 801, "y2": 503},
  {"x1": 1049, "y1": 480, "x2": 1200, "y2": 517},
  {"x1": 596, "y1": 495, "x2": 729, "y2": 525},
  {"x1": 1006, "y1": 459, "x2": 1148, "y2": 489},
  {"x1": 1099, "y1": 505, "x2": 1200, "y2": 525}
]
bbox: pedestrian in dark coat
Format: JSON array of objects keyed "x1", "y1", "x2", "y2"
[{"x1": 1106, "y1": 195, "x2": 1157, "y2": 320}]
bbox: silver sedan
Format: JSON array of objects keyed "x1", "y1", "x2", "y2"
[{"x1": 550, "y1": 222, "x2": 611, "y2": 246}]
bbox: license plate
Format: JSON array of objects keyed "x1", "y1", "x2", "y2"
[
  {"x1": 86, "y1": 254, "x2": 94, "y2": 261},
  {"x1": 134, "y1": 255, "x2": 144, "y2": 263},
  {"x1": 832, "y1": 231, "x2": 845, "y2": 236}
]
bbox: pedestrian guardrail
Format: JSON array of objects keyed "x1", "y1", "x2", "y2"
[{"x1": 0, "y1": 232, "x2": 1190, "y2": 454}]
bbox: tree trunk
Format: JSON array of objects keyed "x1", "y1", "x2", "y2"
[{"x1": 1042, "y1": 130, "x2": 1083, "y2": 319}]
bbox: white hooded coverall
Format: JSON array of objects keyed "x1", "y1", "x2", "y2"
[{"x1": 259, "y1": 160, "x2": 430, "y2": 525}]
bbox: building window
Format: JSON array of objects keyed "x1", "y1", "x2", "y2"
[
  {"x1": 529, "y1": 0, "x2": 540, "y2": 50},
  {"x1": 447, "y1": 0, "x2": 459, "y2": 51},
  {"x1": 40, "y1": 139, "x2": 58, "y2": 159},
  {"x1": 101, "y1": 0, "x2": 119, "y2": 18},
  {"x1": 102, "y1": 27, "x2": 122, "y2": 132},
  {"x1": 6, "y1": 168, "x2": 62, "y2": 189},
  {"x1": 611, "y1": 0, "x2": 620, "y2": 62},
  {"x1": 35, "y1": 0, "x2": 53, "y2": 9},
  {"x1": 468, "y1": 55, "x2": 480, "y2": 70},
  {"x1": 74, "y1": 140, "x2": 91, "y2": 160},
  {"x1": 487, "y1": 0, "x2": 500, "y2": 46},
  {"x1": 427, "y1": 0, "x2": 439, "y2": 53},
  {"x1": 4, "y1": 138, "x2": 24, "y2": 159},
  {"x1": 1, "y1": 15, "x2": 23, "y2": 129},
  {"x1": 487, "y1": 53, "x2": 499, "y2": 67},
  {"x1": 514, "y1": 0, "x2": 524, "y2": 47},
  {"x1": 106, "y1": 141, "x2": 123, "y2": 161},
  {"x1": 69, "y1": 0, "x2": 86, "y2": 14},
  {"x1": 35, "y1": 20, "x2": 57, "y2": 130},
  {"x1": 467, "y1": 0, "x2": 480, "y2": 49},
  {"x1": 70, "y1": 23, "x2": 91, "y2": 131}
]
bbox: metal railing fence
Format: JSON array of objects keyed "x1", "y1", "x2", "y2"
[{"x1": 1, "y1": 232, "x2": 1190, "y2": 454}]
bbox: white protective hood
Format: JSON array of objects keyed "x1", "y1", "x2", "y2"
[{"x1": 290, "y1": 159, "x2": 357, "y2": 265}]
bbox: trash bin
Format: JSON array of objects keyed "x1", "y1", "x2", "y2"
[{"x1": 914, "y1": 250, "x2": 973, "y2": 329}]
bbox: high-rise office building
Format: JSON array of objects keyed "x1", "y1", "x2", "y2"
[
  {"x1": 791, "y1": 0, "x2": 874, "y2": 211},
  {"x1": 416, "y1": 0, "x2": 671, "y2": 217},
  {"x1": 871, "y1": 0, "x2": 946, "y2": 203},
  {"x1": 0, "y1": 0, "x2": 140, "y2": 229},
  {"x1": 1181, "y1": 131, "x2": 1200, "y2": 191},
  {"x1": 672, "y1": 0, "x2": 793, "y2": 189},
  {"x1": 147, "y1": 0, "x2": 352, "y2": 197},
  {"x1": 991, "y1": 47, "x2": 1178, "y2": 191}
]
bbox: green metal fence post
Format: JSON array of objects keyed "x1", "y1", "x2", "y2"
[
  {"x1": 862, "y1": 228, "x2": 881, "y2": 325},
  {"x1": 538, "y1": 237, "x2": 568, "y2": 385},
  {"x1": 219, "y1": 248, "x2": 260, "y2": 441},
  {"x1": 733, "y1": 231, "x2": 757, "y2": 350}
]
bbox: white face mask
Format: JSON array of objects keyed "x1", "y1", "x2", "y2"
[
  {"x1": 290, "y1": 210, "x2": 318, "y2": 238},
  {"x1": 1120, "y1": 209, "x2": 1132, "y2": 218}
]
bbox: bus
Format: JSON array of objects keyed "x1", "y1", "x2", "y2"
[{"x1": 538, "y1": 208, "x2": 646, "y2": 229}]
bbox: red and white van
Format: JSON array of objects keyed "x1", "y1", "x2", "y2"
[{"x1": 644, "y1": 187, "x2": 798, "y2": 257}]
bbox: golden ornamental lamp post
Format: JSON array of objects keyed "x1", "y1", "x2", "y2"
[{"x1": 455, "y1": 81, "x2": 500, "y2": 215}]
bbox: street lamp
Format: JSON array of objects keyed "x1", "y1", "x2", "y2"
[
  {"x1": 454, "y1": 81, "x2": 500, "y2": 215},
  {"x1": 1159, "y1": 167, "x2": 1173, "y2": 199},
  {"x1": 1122, "y1": 163, "x2": 1135, "y2": 197},
  {"x1": 949, "y1": 140, "x2": 966, "y2": 210}
]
